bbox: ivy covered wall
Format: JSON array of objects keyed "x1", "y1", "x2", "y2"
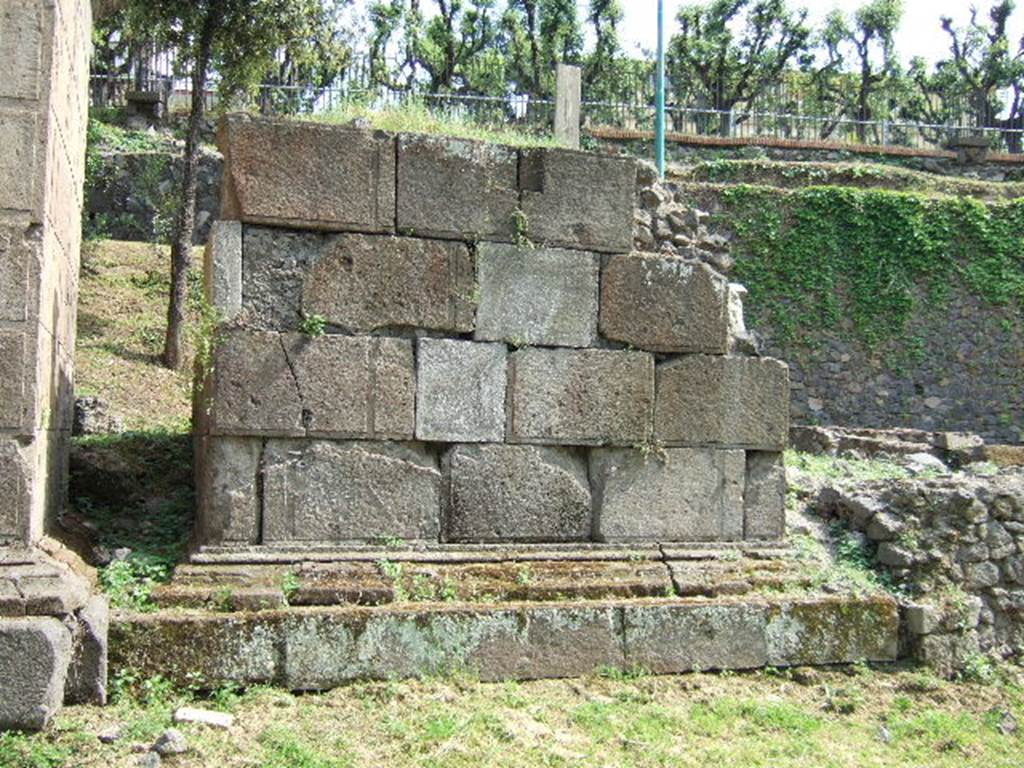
[{"x1": 653, "y1": 181, "x2": 1024, "y2": 443}]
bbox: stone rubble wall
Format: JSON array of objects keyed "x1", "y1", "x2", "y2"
[
  {"x1": 195, "y1": 115, "x2": 791, "y2": 549},
  {"x1": 634, "y1": 166, "x2": 1024, "y2": 445},
  {"x1": 813, "y1": 471, "x2": 1024, "y2": 675}
]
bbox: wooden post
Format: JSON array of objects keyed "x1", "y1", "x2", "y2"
[{"x1": 554, "y1": 64, "x2": 582, "y2": 149}]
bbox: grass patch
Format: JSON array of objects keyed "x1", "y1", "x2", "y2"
[
  {"x1": 313, "y1": 101, "x2": 561, "y2": 148},
  {"x1": 11, "y1": 667, "x2": 1022, "y2": 767}
]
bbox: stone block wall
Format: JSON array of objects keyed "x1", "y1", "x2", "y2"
[
  {"x1": 195, "y1": 116, "x2": 790, "y2": 549},
  {"x1": 0, "y1": 0, "x2": 91, "y2": 545}
]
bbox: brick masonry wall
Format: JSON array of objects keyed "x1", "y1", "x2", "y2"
[
  {"x1": 0, "y1": 0, "x2": 92, "y2": 544},
  {"x1": 195, "y1": 116, "x2": 791, "y2": 549},
  {"x1": 635, "y1": 169, "x2": 1024, "y2": 445}
]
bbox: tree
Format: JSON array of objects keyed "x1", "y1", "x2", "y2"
[
  {"x1": 668, "y1": 0, "x2": 811, "y2": 136},
  {"x1": 812, "y1": 0, "x2": 902, "y2": 142},
  {"x1": 937, "y1": 1, "x2": 1024, "y2": 130},
  {"x1": 122, "y1": 0, "x2": 351, "y2": 369},
  {"x1": 583, "y1": 0, "x2": 624, "y2": 97},
  {"x1": 501, "y1": 0, "x2": 581, "y2": 97}
]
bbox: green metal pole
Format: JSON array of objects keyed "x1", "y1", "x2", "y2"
[{"x1": 655, "y1": 0, "x2": 666, "y2": 178}]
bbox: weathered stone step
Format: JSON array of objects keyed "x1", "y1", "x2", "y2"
[
  {"x1": 153, "y1": 553, "x2": 814, "y2": 612},
  {"x1": 190, "y1": 542, "x2": 792, "y2": 565},
  {"x1": 111, "y1": 593, "x2": 899, "y2": 689}
]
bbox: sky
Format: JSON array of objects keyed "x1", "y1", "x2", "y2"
[{"x1": 615, "y1": 0, "x2": 1024, "y2": 65}]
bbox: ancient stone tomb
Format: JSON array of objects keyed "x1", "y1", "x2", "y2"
[{"x1": 195, "y1": 116, "x2": 790, "y2": 550}]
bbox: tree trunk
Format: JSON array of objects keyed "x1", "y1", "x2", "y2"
[{"x1": 161, "y1": 16, "x2": 215, "y2": 370}]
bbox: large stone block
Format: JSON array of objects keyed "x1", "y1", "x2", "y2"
[
  {"x1": 519, "y1": 148, "x2": 635, "y2": 252},
  {"x1": 195, "y1": 436, "x2": 262, "y2": 545},
  {"x1": 241, "y1": 225, "x2": 319, "y2": 330},
  {"x1": 0, "y1": 0, "x2": 43, "y2": 100},
  {"x1": 397, "y1": 134, "x2": 518, "y2": 240},
  {"x1": 474, "y1": 243, "x2": 598, "y2": 348},
  {"x1": 624, "y1": 603, "x2": 768, "y2": 673},
  {"x1": 207, "y1": 331, "x2": 415, "y2": 440},
  {"x1": 416, "y1": 339, "x2": 507, "y2": 443},
  {"x1": 203, "y1": 220, "x2": 242, "y2": 320},
  {"x1": 599, "y1": 255, "x2": 729, "y2": 353},
  {"x1": 765, "y1": 597, "x2": 899, "y2": 666},
  {"x1": 242, "y1": 228, "x2": 476, "y2": 334},
  {"x1": 0, "y1": 330, "x2": 26, "y2": 430},
  {"x1": 262, "y1": 440, "x2": 441, "y2": 543},
  {"x1": 507, "y1": 348, "x2": 653, "y2": 446},
  {"x1": 0, "y1": 439, "x2": 31, "y2": 542},
  {"x1": 290, "y1": 335, "x2": 415, "y2": 439},
  {"x1": 303, "y1": 234, "x2": 475, "y2": 333},
  {"x1": 0, "y1": 224, "x2": 31, "y2": 321},
  {"x1": 655, "y1": 355, "x2": 789, "y2": 450},
  {"x1": 442, "y1": 444, "x2": 591, "y2": 542},
  {"x1": 744, "y1": 451, "x2": 786, "y2": 540},
  {"x1": 219, "y1": 116, "x2": 395, "y2": 232},
  {"x1": 0, "y1": 110, "x2": 38, "y2": 213},
  {"x1": 590, "y1": 448, "x2": 746, "y2": 542},
  {"x1": 204, "y1": 329, "x2": 304, "y2": 436},
  {"x1": 0, "y1": 617, "x2": 72, "y2": 731}
]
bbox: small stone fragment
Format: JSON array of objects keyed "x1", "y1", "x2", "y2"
[
  {"x1": 174, "y1": 706, "x2": 234, "y2": 729},
  {"x1": 137, "y1": 752, "x2": 161, "y2": 768},
  {"x1": 152, "y1": 728, "x2": 188, "y2": 756}
]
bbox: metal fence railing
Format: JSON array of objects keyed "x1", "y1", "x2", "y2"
[{"x1": 89, "y1": 68, "x2": 1024, "y2": 156}]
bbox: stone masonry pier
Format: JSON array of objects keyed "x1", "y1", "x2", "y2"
[{"x1": 195, "y1": 115, "x2": 791, "y2": 554}]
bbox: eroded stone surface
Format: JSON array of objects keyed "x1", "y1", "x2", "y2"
[
  {"x1": 0, "y1": 617, "x2": 72, "y2": 731},
  {"x1": 655, "y1": 355, "x2": 789, "y2": 450},
  {"x1": 474, "y1": 243, "x2": 599, "y2": 348},
  {"x1": 304, "y1": 234, "x2": 475, "y2": 333},
  {"x1": 65, "y1": 595, "x2": 110, "y2": 706},
  {"x1": 207, "y1": 331, "x2": 415, "y2": 439},
  {"x1": 195, "y1": 436, "x2": 262, "y2": 545},
  {"x1": 416, "y1": 339, "x2": 507, "y2": 443},
  {"x1": 204, "y1": 221, "x2": 242, "y2": 319},
  {"x1": 744, "y1": 452, "x2": 786, "y2": 540},
  {"x1": 0, "y1": 439, "x2": 31, "y2": 542},
  {"x1": 765, "y1": 597, "x2": 900, "y2": 665},
  {"x1": 219, "y1": 117, "x2": 395, "y2": 232},
  {"x1": 520, "y1": 148, "x2": 635, "y2": 252},
  {"x1": 244, "y1": 228, "x2": 476, "y2": 333},
  {"x1": 600, "y1": 255, "x2": 729, "y2": 353},
  {"x1": 397, "y1": 134, "x2": 518, "y2": 240},
  {"x1": 262, "y1": 440, "x2": 441, "y2": 543},
  {"x1": 591, "y1": 448, "x2": 745, "y2": 542},
  {"x1": 443, "y1": 444, "x2": 591, "y2": 542},
  {"x1": 205, "y1": 329, "x2": 303, "y2": 436},
  {"x1": 508, "y1": 348, "x2": 653, "y2": 446},
  {"x1": 624, "y1": 603, "x2": 768, "y2": 672}
]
